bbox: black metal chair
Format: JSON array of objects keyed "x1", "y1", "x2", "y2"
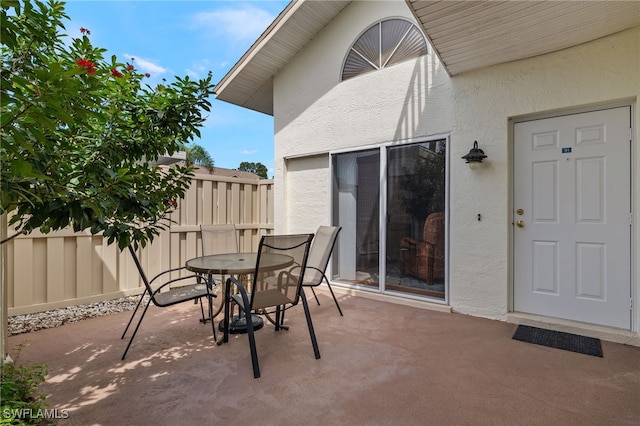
[
  {"x1": 303, "y1": 226, "x2": 343, "y2": 315},
  {"x1": 121, "y1": 246, "x2": 217, "y2": 360},
  {"x1": 220, "y1": 233, "x2": 316, "y2": 378}
]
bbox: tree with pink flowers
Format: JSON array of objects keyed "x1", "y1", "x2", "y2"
[{"x1": 1, "y1": 0, "x2": 215, "y2": 250}]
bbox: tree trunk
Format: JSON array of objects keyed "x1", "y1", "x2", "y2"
[{"x1": 1, "y1": 213, "x2": 8, "y2": 359}]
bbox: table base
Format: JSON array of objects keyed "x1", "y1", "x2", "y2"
[{"x1": 219, "y1": 314, "x2": 264, "y2": 334}]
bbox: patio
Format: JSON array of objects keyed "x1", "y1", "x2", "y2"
[{"x1": 7, "y1": 290, "x2": 640, "y2": 426}]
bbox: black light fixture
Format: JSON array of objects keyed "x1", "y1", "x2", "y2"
[{"x1": 461, "y1": 140, "x2": 487, "y2": 169}]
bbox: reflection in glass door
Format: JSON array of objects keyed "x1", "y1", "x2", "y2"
[
  {"x1": 330, "y1": 139, "x2": 447, "y2": 300},
  {"x1": 386, "y1": 140, "x2": 446, "y2": 299},
  {"x1": 331, "y1": 150, "x2": 380, "y2": 289}
]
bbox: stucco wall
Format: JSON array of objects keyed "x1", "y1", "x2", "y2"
[
  {"x1": 283, "y1": 154, "x2": 331, "y2": 234},
  {"x1": 449, "y1": 26, "x2": 640, "y2": 323},
  {"x1": 274, "y1": 1, "x2": 453, "y2": 231},
  {"x1": 273, "y1": 0, "x2": 639, "y2": 328}
]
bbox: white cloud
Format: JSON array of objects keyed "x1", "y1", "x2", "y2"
[
  {"x1": 216, "y1": 60, "x2": 231, "y2": 70},
  {"x1": 240, "y1": 149, "x2": 258, "y2": 155},
  {"x1": 192, "y1": 5, "x2": 275, "y2": 42},
  {"x1": 124, "y1": 53, "x2": 167, "y2": 75},
  {"x1": 185, "y1": 59, "x2": 212, "y2": 79}
]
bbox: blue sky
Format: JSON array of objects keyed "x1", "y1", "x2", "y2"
[{"x1": 63, "y1": 0, "x2": 290, "y2": 174}]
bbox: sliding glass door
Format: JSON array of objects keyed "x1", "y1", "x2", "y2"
[
  {"x1": 386, "y1": 140, "x2": 446, "y2": 298},
  {"x1": 330, "y1": 138, "x2": 447, "y2": 300},
  {"x1": 331, "y1": 149, "x2": 381, "y2": 289}
]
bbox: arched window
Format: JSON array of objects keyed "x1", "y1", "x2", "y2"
[{"x1": 341, "y1": 18, "x2": 428, "y2": 81}]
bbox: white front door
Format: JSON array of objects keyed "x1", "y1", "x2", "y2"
[{"x1": 513, "y1": 107, "x2": 632, "y2": 330}]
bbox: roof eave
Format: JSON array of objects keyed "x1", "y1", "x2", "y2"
[
  {"x1": 215, "y1": 1, "x2": 351, "y2": 116},
  {"x1": 215, "y1": 0, "x2": 640, "y2": 114}
]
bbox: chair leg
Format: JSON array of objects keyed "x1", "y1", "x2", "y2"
[
  {"x1": 198, "y1": 298, "x2": 207, "y2": 322},
  {"x1": 299, "y1": 287, "x2": 321, "y2": 360},
  {"x1": 208, "y1": 294, "x2": 217, "y2": 342},
  {"x1": 276, "y1": 306, "x2": 290, "y2": 331},
  {"x1": 275, "y1": 306, "x2": 284, "y2": 331},
  {"x1": 235, "y1": 281, "x2": 260, "y2": 378},
  {"x1": 219, "y1": 278, "x2": 261, "y2": 378},
  {"x1": 310, "y1": 287, "x2": 321, "y2": 306},
  {"x1": 198, "y1": 274, "x2": 210, "y2": 323},
  {"x1": 244, "y1": 306, "x2": 260, "y2": 379},
  {"x1": 194, "y1": 273, "x2": 205, "y2": 306},
  {"x1": 323, "y1": 275, "x2": 343, "y2": 316},
  {"x1": 122, "y1": 298, "x2": 153, "y2": 360},
  {"x1": 121, "y1": 289, "x2": 148, "y2": 339},
  {"x1": 220, "y1": 279, "x2": 231, "y2": 345}
]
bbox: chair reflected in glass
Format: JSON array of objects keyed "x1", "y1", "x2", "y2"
[
  {"x1": 121, "y1": 246, "x2": 216, "y2": 360},
  {"x1": 303, "y1": 225, "x2": 343, "y2": 316},
  {"x1": 220, "y1": 233, "x2": 316, "y2": 378},
  {"x1": 400, "y1": 211, "x2": 445, "y2": 284}
]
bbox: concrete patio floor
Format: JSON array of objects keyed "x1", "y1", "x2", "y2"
[{"x1": 7, "y1": 291, "x2": 640, "y2": 426}]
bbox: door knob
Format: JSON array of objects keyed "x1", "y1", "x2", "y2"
[{"x1": 516, "y1": 220, "x2": 525, "y2": 228}]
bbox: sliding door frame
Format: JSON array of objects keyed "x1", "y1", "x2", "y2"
[{"x1": 329, "y1": 133, "x2": 450, "y2": 304}]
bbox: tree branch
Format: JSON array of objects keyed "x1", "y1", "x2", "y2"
[{"x1": 0, "y1": 230, "x2": 25, "y2": 245}]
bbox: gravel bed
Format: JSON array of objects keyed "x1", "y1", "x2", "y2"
[{"x1": 8, "y1": 296, "x2": 146, "y2": 336}]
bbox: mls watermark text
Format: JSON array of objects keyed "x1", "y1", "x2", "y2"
[{"x1": 3, "y1": 408, "x2": 70, "y2": 421}]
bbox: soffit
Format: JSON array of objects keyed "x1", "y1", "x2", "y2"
[
  {"x1": 407, "y1": 1, "x2": 640, "y2": 76},
  {"x1": 215, "y1": 0, "x2": 350, "y2": 116}
]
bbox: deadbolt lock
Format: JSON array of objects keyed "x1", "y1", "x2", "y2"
[{"x1": 516, "y1": 209, "x2": 524, "y2": 215}]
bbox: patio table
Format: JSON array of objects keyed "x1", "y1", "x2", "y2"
[{"x1": 185, "y1": 252, "x2": 294, "y2": 335}]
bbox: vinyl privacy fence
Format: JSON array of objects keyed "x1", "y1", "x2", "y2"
[{"x1": 5, "y1": 174, "x2": 274, "y2": 315}]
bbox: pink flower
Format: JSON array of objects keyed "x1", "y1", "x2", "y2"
[
  {"x1": 80, "y1": 27, "x2": 91, "y2": 35},
  {"x1": 168, "y1": 199, "x2": 178, "y2": 209},
  {"x1": 127, "y1": 64, "x2": 134, "y2": 71},
  {"x1": 76, "y1": 58, "x2": 96, "y2": 75},
  {"x1": 144, "y1": 73, "x2": 151, "y2": 78},
  {"x1": 111, "y1": 68, "x2": 123, "y2": 78}
]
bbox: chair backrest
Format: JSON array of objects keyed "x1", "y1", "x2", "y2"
[
  {"x1": 201, "y1": 224, "x2": 238, "y2": 255},
  {"x1": 304, "y1": 226, "x2": 342, "y2": 285},
  {"x1": 423, "y1": 212, "x2": 444, "y2": 246},
  {"x1": 251, "y1": 233, "x2": 314, "y2": 310}
]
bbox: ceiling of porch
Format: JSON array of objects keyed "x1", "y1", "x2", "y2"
[{"x1": 407, "y1": 0, "x2": 640, "y2": 76}]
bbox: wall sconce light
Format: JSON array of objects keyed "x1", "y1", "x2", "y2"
[{"x1": 461, "y1": 140, "x2": 487, "y2": 169}]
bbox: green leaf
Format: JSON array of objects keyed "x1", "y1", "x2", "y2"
[{"x1": 10, "y1": 159, "x2": 33, "y2": 176}]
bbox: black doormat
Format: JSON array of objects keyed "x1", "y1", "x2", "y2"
[{"x1": 512, "y1": 325, "x2": 603, "y2": 357}]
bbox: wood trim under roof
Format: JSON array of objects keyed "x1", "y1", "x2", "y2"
[{"x1": 214, "y1": 0, "x2": 640, "y2": 115}]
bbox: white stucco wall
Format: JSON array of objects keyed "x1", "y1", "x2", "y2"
[
  {"x1": 274, "y1": 1, "x2": 453, "y2": 231},
  {"x1": 273, "y1": 0, "x2": 640, "y2": 335},
  {"x1": 448, "y1": 26, "x2": 639, "y2": 324}
]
